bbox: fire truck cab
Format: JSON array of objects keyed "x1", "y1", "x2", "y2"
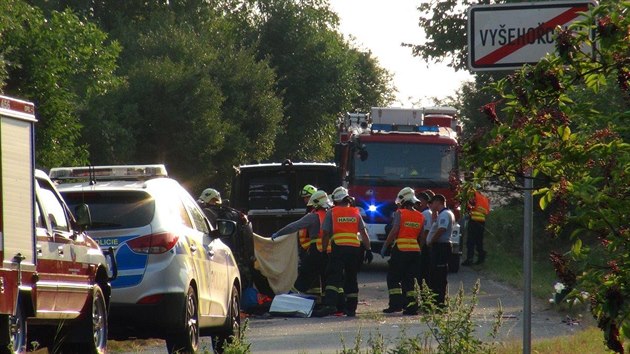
[
  {"x1": 0, "y1": 95, "x2": 114, "y2": 353},
  {"x1": 335, "y1": 107, "x2": 462, "y2": 272}
]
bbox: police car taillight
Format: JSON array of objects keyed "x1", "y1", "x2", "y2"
[
  {"x1": 49, "y1": 164, "x2": 167, "y2": 181},
  {"x1": 127, "y1": 232, "x2": 179, "y2": 254}
]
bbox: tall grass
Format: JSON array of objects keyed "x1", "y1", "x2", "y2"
[{"x1": 477, "y1": 204, "x2": 564, "y2": 299}]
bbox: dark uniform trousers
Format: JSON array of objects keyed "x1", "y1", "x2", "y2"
[
  {"x1": 293, "y1": 244, "x2": 325, "y2": 298},
  {"x1": 466, "y1": 219, "x2": 486, "y2": 262},
  {"x1": 419, "y1": 247, "x2": 431, "y2": 291},
  {"x1": 323, "y1": 244, "x2": 361, "y2": 315},
  {"x1": 387, "y1": 248, "x2": 421, "y2": 312},
  {"x1": 429, "y1": 243, "x2": 450, "y2": 306}
]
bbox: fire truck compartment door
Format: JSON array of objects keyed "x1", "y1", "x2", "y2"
[{"x1": 1, "y1": 116, "x2": 35, "y2": 267}]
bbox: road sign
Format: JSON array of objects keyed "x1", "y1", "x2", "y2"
[{"x1": 468, "y1": 1, "x2": 596, "y2": 71}]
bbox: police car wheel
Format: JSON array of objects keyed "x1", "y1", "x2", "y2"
[
  {"x1": 214, "y1": 284, "x2": 241, "y2": 353},
  {"x1": 166, "y1": 287, "x2": 199, "y2": 354}
]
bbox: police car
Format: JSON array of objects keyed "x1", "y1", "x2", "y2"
[{"x1": 50, "y1": 165, "x2": 241, "y2": 353}]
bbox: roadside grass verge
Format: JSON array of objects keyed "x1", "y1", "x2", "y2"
[
  {"x1": 107, "y1": 338, "x2": 164, "y2": 353},
  {"x1": 495, "y1": 326, "x2": 611, "y2": 354},
  {"x1": 475, "y1": 204, "x2": 567, "y2": 300}
]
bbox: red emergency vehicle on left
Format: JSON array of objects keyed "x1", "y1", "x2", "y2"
[{"x1": 0, "y1": 95, "x2": 116, "y2": 354}]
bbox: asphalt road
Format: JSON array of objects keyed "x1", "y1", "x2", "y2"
[{"x1": 119, "y1": 257, "x2": 590, "y2": 353}]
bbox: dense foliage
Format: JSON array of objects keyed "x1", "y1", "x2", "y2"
[
  {"x1": 413, "y1": 0, "x2": 629, "y2": 351},
  {"x1": 1, "y1": 0, "x2": 394, "y2": 191},
  {"x1": 0, "y1": 0, "x2": 121, "y2": 168},
  {"x1": 465, "y1": 3, "x2": 628, "y2": 352}
]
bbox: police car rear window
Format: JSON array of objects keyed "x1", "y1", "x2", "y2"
[{"x1": 62, "y1": 191, "x2": 155, "y2": 229}]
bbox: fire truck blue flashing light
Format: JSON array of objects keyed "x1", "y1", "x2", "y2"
[
  {"x1": 368, "y1": 204, "x2": 377, "y2": 212},
  {"x1": 371, "y1": 124, "x2": 440, "y2": 133}
]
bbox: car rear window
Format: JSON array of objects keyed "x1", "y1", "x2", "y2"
[
  {"x1": 248, "y1": 175, "x2": 290, "y2": 209},
  {"x1": 62, "y1": 191, "x2": 155, "y2": 230},
  {"x1": 232, "y1": 166, "x2": 338, "y2": 211}
]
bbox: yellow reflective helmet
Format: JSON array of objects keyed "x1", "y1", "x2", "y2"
[{"x1": 300, "y1": 184, "x2": 318, "y2": 198}]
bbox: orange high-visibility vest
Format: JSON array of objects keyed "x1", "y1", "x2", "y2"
[
  {"x1": 298, "y1": 228, "x2": 310, "y2": 250},
  {"x1": 331, "y1": 206, "x2": 361, "y2": 247},
  {"x1": 470, "y1": 191, "x2": 490, "y2": 222},
  {"x1": 312, "y1": 209, "x2": 331, "y2": 253},
  {"x1": 395, "y1": 209, "x2": 424, "y2": 252}
]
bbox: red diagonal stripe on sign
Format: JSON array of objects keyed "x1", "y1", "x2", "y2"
[{"x1": 475, "y1": 6, "x2": 588, "y2": 66}]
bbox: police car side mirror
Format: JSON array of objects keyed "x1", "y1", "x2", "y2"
[
  {"x1": 74, "y1": 203, "x2": 92, "y2": 229},
  {"x1": 218, "y1": 219, "x2": 237, "y2": 237}
]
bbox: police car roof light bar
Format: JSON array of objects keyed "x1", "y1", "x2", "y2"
[{"x1": 49, "y1": 164, "x2": 168, "y2": 181}]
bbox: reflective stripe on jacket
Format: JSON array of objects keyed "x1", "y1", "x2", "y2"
[
  {"x1": 313, "y1": 209, "x2": 331, "y2": 253},
  {"x1": 331, "y1": 206, "x2": 361, "y2": 247},
  {"x1": 298, "y1": 228, "x2": 310, "y2": 250},
  {"x1": 395, "y1": 209, "x2": 424, "y2": 252},
  {"x1": 470, "y1": 191, "x2": 490, "y2": 222}
]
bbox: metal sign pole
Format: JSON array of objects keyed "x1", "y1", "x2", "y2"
[{"x1": 523, "y1": 170, "x2": 533, "y2": 353}]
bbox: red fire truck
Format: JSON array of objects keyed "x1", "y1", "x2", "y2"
[
  {"x1": 0, "y1": 95, "x2": 114, "y2": 353},
  {"x1": 335, "y1": 107, "x2": 462, "y2": 271}
]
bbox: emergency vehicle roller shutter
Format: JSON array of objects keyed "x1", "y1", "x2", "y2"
[{"x1": 1, "y1": 116, "x2": 35, "y2": 266}]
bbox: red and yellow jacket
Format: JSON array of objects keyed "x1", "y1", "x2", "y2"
[
  {"x1": 469, "y1": 191, "x2": 490, "y2": 222},
  {"x1": 331, "y1": 206, "x2": 361, "y2": 247},
  {"x1": 395, "y1": 209, "x2": 424, "y2": 252}
]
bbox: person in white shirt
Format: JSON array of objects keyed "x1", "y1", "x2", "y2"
[{"x1": 425, "y1": 194, "x2": 455, "y2": 308}]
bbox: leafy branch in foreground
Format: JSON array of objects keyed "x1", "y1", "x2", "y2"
[{"x1": 460, "y1": 1, "x2": 629, "y2": 351}]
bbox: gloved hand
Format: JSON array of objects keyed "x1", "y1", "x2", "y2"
[
  {"x1": 380, "y1": 243, "x2": 388, "y2": 258},
  {"x1": 364, "y1": 250, "x2": 373, "y2": 264},
  {"x1": 271, "y1": 232, "x2": 279, "y2": 241}
]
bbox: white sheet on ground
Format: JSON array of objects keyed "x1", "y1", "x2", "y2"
[{"x1": 269, "y1": 294, "x2": 315, "y2": 317}]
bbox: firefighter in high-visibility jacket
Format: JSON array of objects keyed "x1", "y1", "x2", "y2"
[
  {"x1": 297, "y1": 184, "x2": 318, "y2": 256},
  {"x1": 462, "y1": 190, "x2": 490, "y2": 266},
  {"x1": 380, "y1": 187, "x2": 425, "y2": 315},
  {"x1": 315, "y1": 187, "x2": 372, "y2": 317},
  {"x1": 271, "y1": 190, "x2": 331, "y2": 299}
]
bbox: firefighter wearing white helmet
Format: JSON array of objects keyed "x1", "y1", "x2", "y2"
[
  {"x1": 271, "y1": 190, "x2": 332, "y2": 299},
  {"x1": 331, "y1": 186, "x2": 349, "y2": 202},
  {"x1": 380, "y1": 187, "x2": 425, "y2": 315},
  {"x1": 314, "y1": 186, "x2": 372, "y2": 317},
  {"x1": 198, "y1": 188, "x2": 222, "y2": 226},
  {"x1": 198, "y1": 188, "x2": 222, "y2": 205}
]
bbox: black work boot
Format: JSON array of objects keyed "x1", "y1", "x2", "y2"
[
  {"x1": 345, "y1": 298, "x2": 358, "y2": 317},
  {"x1": 312, "y1": 305, "x2": 336, "y2": 317},
  {"x1": 383, "y1": 293, "x2": 404, "y2": 313},
  {"x1": 461, "y1": 259, "x2": 474, "y2": 266}
]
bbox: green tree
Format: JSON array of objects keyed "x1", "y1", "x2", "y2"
[
  {"x1": 459, "y1": 2, "x2": 629, "y2": 351},
  {"x1": 79, "y1": 7, "x2": 284, "y2": 191},
  {"x1": 253, "y1": 0, "x2": 394, "y2": 161},
  {"x1": 405, "y1": 0, "x2": 511, "y2": 141},
  {"x1": 349, "y1": 49, "x2": 396, "y2": 112},
  {"x1": 0, "y1": 1, "x2": 121, "y2": 168}
]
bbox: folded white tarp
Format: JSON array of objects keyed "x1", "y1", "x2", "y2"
[
  {"x1": 269, "y1": 294, "x2": 315, "y2": 318},
  {"x1": 252, "y1": 232, "x2": 298, "y2": 294}
]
